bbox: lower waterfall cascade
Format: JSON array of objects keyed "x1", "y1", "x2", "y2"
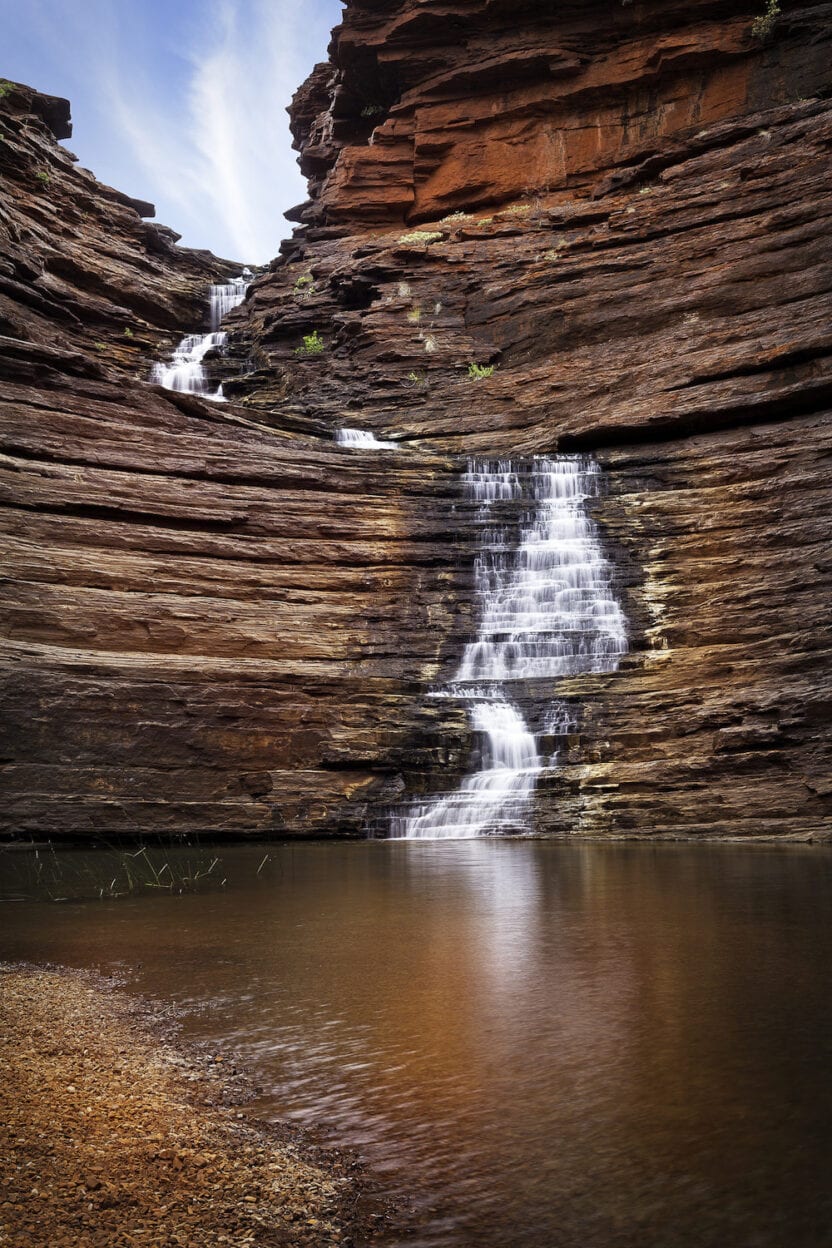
[
  {"x1": 152, "y1": 273, "x2": 250, "y2": 398},
  {"x1": 391, "y1": 456, "x2": 628, "y2": 839}
]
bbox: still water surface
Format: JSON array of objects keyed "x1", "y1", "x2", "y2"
[{"x1": 3, "y1": 840, "x2": 832, "y2": 1247}]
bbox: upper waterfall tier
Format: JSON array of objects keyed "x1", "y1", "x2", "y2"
[
  {"x1": 153, "y1": 276, "x2": 250, "y2": 398},
  {"x1": 150, "y1": 332, "x2": 228, "y2": 394},
  {"x1": 210, "y1": 274, "x2": 251, "y2": 332}
]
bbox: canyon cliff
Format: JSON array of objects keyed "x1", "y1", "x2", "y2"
[{"x1": 2, "y1": 0, "x2": 831, "y2": 840}]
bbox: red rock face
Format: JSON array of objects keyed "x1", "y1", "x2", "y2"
[
  {"x1": 2, "y1": 0, "x2": 832, "y2": 842},
  {"x1": 290, "y1": 0, "x2": 830, "y2": 227}
]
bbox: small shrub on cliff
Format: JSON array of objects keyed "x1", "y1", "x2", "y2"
[
  {"x1": 752, "y1": 0, "x2": 780, "y2": 39},
  {"x1": 467, "y1": 363, "x2": 495, "y2": 380},
  {"x1": 295, "y1": 330, "x2": 324, "y2": 357},
  {"x1": 407, "y1": 307, "x2": 422, "y2": 323},
  {"x1": 0, "y1": 80, "x2": 14, "y2": 99},
  {"x1": 293, "y1": 273, "x2": 315, "y2": 295},
  {"x1": 35, "y1": 170, "x2": 50, "y2": 185},
  {"x1": 361, "y1": 104, "x2": 386, "y2": 118},
  {"x1": 398, "y1": 230, "x2": 443, "y2": 246},
  {"x1": 544, "y1": 237, "x2": 569, "y2": 261}
]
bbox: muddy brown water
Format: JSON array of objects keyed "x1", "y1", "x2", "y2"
[{"x1": 3, "y1": 839, "x2": 832, "y2": 1247}]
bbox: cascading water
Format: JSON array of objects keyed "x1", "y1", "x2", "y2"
[
  {"x1": 152, "y1": 272, "x2": 250, "y2": 399},
  {"x1": 150, "y1": 332, "x2": 228, "y2": 395},
  {"x1": 335, "y1": 428, "x2": 399, "y2": 449},
  {"x1": 209, "y1": 277, "x2": 250, "y2": 331},
  {"x1": 392, "y1": 456, "x2": 627, "y2": 839}
]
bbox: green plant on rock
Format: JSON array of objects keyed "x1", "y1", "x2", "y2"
[
  {"x1": 407, "y1": 370, "x2": 426, "y2": 385},
  {"x1": 35, "y1": 170, "x2": 50, "y2": 185},
  {"x1": 467, "y1": 363, "x2": 495, "y2": 380},
  {"x1": 0, "y1": 80, "x2": 14, "y2": 99},
  {"x1": 398, "y1": 230, "x2": 443, "y2": 246},
  {"x1": 407, "y1": 306, "x2": 422, "y2": 323},
  {"x1": 123, "y1": 327, "x2": 134, "y2": 338},
  {"x1": 93, "y1": 342, "x2": 107, "y2": 351},
  {"x1": 293, "y1": 273, "x2": 315, "y2": 295},
  {"x1": 361, "y1": 103, "x2": 386, "y2": 117},
  {"x1": 752, "y1": 0, "x2": 780, "y2": 39},
  {"x1": 543, "y1": 237, "x2": 568, "y2": 262},
  {"x1": 295, "y1": 330, "x2": 324, "y2": 357}
]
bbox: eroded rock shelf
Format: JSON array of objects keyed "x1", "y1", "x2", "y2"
[{"x1": 1, "y1": 0, "x2": 830, "y2": 840}]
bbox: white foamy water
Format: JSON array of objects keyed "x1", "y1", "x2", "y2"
[
  {"x1": 210, "y1": 275, "x2": 250, "y2": 331},
  {"x1": 152, "y1": 273, "x2": 250, "y2": 399},
  {"x1": 393, "y1": 456, "x2": 627, "y2": 839},
  {"x1": 150, "y1": 331, "x2": 228, "y2": 394},
  {"x1": 400, "y1": 697, "x2": 540, "y2": 840},
  {"x1": 335, "y1": 428, "x2": 399, "y2": 449}
]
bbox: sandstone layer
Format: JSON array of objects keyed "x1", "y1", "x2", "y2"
[{"x1": 1, "y1": 0, "x2": 831, "y2": 840}]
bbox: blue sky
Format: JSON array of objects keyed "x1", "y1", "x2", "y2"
[{"x1": 1, "y1": 0, "x2": 344, "y2": 262}]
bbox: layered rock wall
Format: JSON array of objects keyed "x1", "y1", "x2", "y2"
[
  {"x1": 2, "y1": 0, "x2": 831, "y2": 840},
  {"x1": 0, "y1": 86, "x2": 469, "y2": 837}
]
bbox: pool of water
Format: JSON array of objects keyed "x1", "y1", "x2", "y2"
[{"x1": 3, "y1": 839, "x2": 832, "y2": 1247}]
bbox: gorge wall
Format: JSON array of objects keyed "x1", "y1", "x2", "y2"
[{"x1": 2, "y1": 0, "x2": 831, "y2": 840}]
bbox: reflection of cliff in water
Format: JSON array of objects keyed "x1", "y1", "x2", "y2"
[{"x1": 3, "y1": 841, "x2": 832, "y2": 1248}]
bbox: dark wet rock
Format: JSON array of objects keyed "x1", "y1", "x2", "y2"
[{"x1": 1, "y1": 2, "x2": 831, "y2": 841}]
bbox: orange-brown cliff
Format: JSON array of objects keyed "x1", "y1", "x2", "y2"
[{"x1": 2, "y1": 0, "x2": 831, "y2": 840}]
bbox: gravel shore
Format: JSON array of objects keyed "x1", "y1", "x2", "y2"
[{"x1": 0, "y1": 965, "x2": 394, "y2": 1248}]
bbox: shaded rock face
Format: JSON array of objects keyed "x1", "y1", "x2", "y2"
[
  {"x1": 2, "y1": 0, "x2": 832, "y2": 842},
  {"x1": 0, "y1": 84, "x2": 469, "y2": 838},
  {"x1": 0, "y1": 81, "x2": 241, "y2": 371}
]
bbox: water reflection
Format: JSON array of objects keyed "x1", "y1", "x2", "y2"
[{"x1": 3, "y1": 841, "x2": 832, "y2": 1247}]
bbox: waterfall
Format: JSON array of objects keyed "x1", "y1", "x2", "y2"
[
  {"x1": 392, "y1": 456, "x2": 627, "y2": 839},
  {"x1": 150, "y1": 332, "x2": 228, "y2": 395},
  {"x1": 335, "y1": 428, "x2": 399, "y2": 449},
  {"x1": 152, "y1": 272, "x2": 250, "y2": 399},
  {"x1": 210, "y1": 276, "x2": 250, "y2": 331}
]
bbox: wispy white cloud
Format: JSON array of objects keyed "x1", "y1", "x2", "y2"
[
  {"x1": 184, "y1": 0, "x2": 321, "y2": 261},
  {"x1": 3, "y1": 0, "x2": 342, "y2": 262}
]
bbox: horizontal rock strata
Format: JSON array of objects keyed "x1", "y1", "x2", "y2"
[
  {"x1": 0, "y1": 87, "x2": 474, "y2": 837},
  {"x1": 2, "y1": 0, "x2": 831, "y2": 840}
]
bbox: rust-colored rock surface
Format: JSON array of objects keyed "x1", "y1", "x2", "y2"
[{"x1": 2, "y1": 0, "x2": 832, "y2": 841}]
